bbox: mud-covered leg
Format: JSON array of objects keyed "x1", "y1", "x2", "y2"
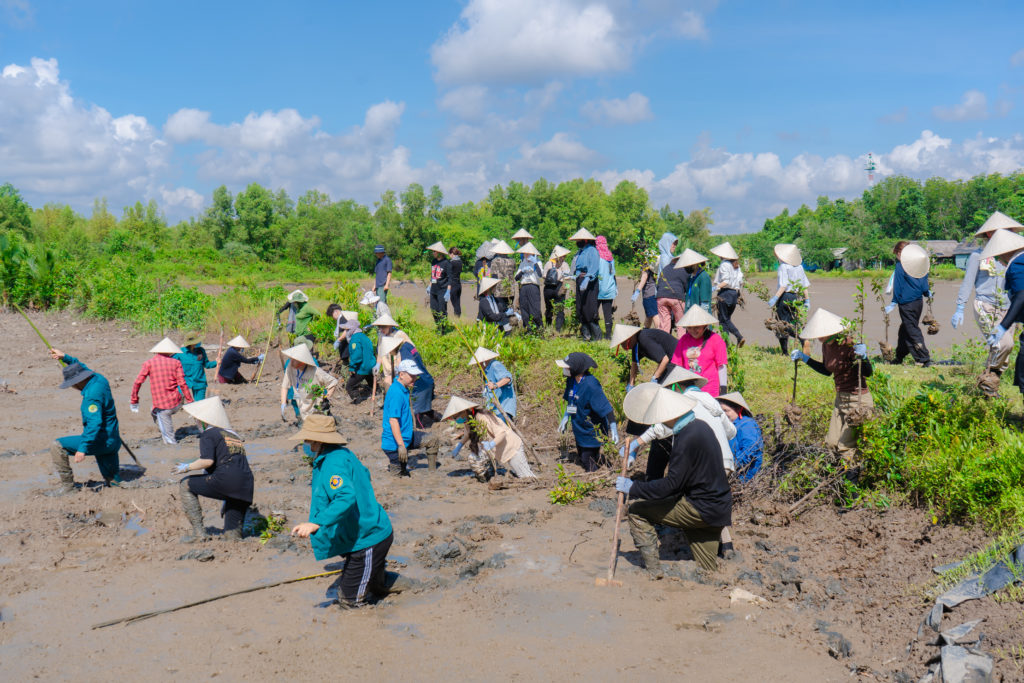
[
  {"x1": 49, "y1": 440, "x2": 75, "y2": 493},
  {"x1": 179, "y1": 478, "x2": 209, "y2": 543}
]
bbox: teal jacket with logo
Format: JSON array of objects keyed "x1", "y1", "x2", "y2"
[
  {"x1": 63, "y1": 354, "x2": 121, "y2": 455},
  {"x1": 347, "y1": 331, "x2": 375, "y2": 376},
  {"x1": 174, "y1": 347, "x2": 217, "y2": 393}
]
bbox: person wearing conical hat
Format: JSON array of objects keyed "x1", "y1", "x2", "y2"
[
  {"x1": 476, "y1": 276, "x2": 514, "y2": 335},
  {"x1": 543, "y1": 245, "x2": 573, "y2": 332},
  {"x1": 718, "y1": 393, "x2": 763, "y2": 482},
  {"x1": 173, "y1": 332, "x2": 218, "y2": 401},
  {"x1": 515, "y1": 242, "x2": 544, "y2": 332},
  {"x1": 710, "y1": 242, "x2": 745, "y2": 346},
  {"x1": 216, "y1": 335, "x2": 263, "y2": 385},
  {"x1": 276, "y1": 289, "x2": 319, "y2": 343},
  {"x1": 654, "y1": 233, "x2": 689, "y2": 334},
  {"x1": 449, "y1": 247, "x2": 464, "y2": 318},
  {"x1": 373, "y1": 244, "x2": 393, "y2": 302},
  {"x1": 983, "y1": 229, "x2": 1024, "y2": 398},
  {"x1": 376, "y1": 332, "x2": 436, "y2": 427},
  {"x1": 768, "y1": 244, "x2": 810, "y2": 355},
  {"x1": 632, "y1": 241, "x2": 661, "y2": 329},
  {"x1": 130, "y1": 338, "x2": 193, "y2": 445},
  {"x1": 338, "y1": 318, "x2": 375, "y2": 404},
  {"x1": 570, "y1": 228, "x2": 602, "y2": 341},
  {"x1": 610, "y1": 324, "x2": 677, "y2": 389},
  {"x1": 440, "y1": 396, "x2": 535, "y2": 482},
  {"x1": 280, "y1": 344, "x2": 340, "y2": 423},
  {"x1": 511, "y1": 227, "x2": 534, "y2": 248},
  {"x1": 678, "y1": 249, "x2": 711, "y2": 315},
  {"x1": 174, "y1": 397, "x2": 254, "y2": 543},
  {"x1": 670, "y1": 307, "x2": 729, "y2": 397},
  {"x1": 427, "y1": 242, "x2": 453, "y2": 331},
  {"x1": 556, "y1": 352, "x2": 619, "y2": 472},
  {"x1": 485, "y1": 240, "x2": 517, "y2": 313},
  {"x1": 47, "y1": 347, "x2": 123, "y2": 493},
  {"x1": 790, "y1": 308, "x2": 873, "y2": 464},
  {"x1": 884, "y1": 242, "x2": 932, "y2": 367},
  {"x1": 369, "y1": 314, "x2": 413, "y2": 404},
  {"x1": 469, "y1": 347, "x2": 517, "y2": 422},
  {"x1": 595, "y1": 236, "x2": 618, "y2": 340}
]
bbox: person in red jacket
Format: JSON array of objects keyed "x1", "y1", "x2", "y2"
[{"x1": 131, "y1": 337, "x2": 193, "y2": 445}]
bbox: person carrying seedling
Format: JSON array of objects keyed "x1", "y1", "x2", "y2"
[
  {"x1": 370, "y1": 313, "x2": 409, "y2": 398},
  {"x1": 440, "y1": 396, "x2": 536, "y2": 482},
  {"x1": 341, "y1": 319, "x2": 375, "y2": 404},
  {"x1": 216, "y1": 335, "x2": 263, "y2": 384},
  {"x1": 884, "y1": 242, "x2": 932, "y2": 367},
  {"x1": 174, "y1": 332, "x2": 218, "y2": 401},
  {"x1": 556, "y1": 352, "x2": 619, "y2": 472},
  {"x1": 488, "y1": 240, "x2": 517, "y2": 313},
  {"x1": 767, "y1": 243, "x2": 810, "y2": 354},
  {"x1": 276, "y1": 289, "x2": 318, "y2": 344},
  {"x1": 173, "y1": 396, "x2": 253, "y2": 543},
  {"x1": 571, "y1": 228, "x2": 603, "y2": 341},
  {"x1": 610, "y1": 323, "x2": 677, "y2": 390},
  {"x1": 710, "y1": 242, "x2": 745, "y2": 346},
  {"x1": 477, "y1": 276, "x2": 515, "y2": 334},
  {"x1": 469, "y1": 347, "x2": 517, "y2": 422},
  {"x1": 718, "y1": 392, "x2": 763, "y2": 482},
  {"x1": 427, "y1": 241, "x2": 453, "y2": 331},
  {"x1": 290, "y1": 414, "x2": 412, "y2": 609},
  {"x1": 981, "y1": 229, "x2": 1024, "y2": 397},
  {"x1": 789, "y1": 308, "x2": 873, "y2": 466},
  {"x1": 280, "y1": 344, "x2": 339, "y2": 423},
  {"x1": 670, "y1": 306, "x2": 729, "y2": 397},
  {"x1": 678, "y1": 249, "x2": 711, "y2": 313},
  {"x1": 380, "y1": 359, "x2": 441, "y2": 477},
  {"x1": 48, "y1": 348, "x2": 123, "y2": 493},
  {"x1": 515, "y1": 241, "x2": 544, "y2": 332},
  {"x1": 131, "y1": 337, "x2": 193, "y2": 445}
]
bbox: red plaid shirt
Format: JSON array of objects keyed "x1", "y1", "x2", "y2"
[{"x1": 131, "y1": 354, "x2": 192, "y2": 409}]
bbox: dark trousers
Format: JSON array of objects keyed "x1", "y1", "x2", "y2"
[
  {"x1": 450, "y1": 284, "x2": 462, "y2": 317},
  {"x1": 345, "y1": 373, "x2": 373, "y2": 402},
  {"x1": 577, "y1": 445, "x2": 602, "y2": 472},
  {"x1": 1014, "y1": 347, "x2": 1024, "y2": 395},
  {"x1": 337, "y1": 532, "x2": 393, "y2": 605},
  {"x1": 895, "y1": 298, "x2": 930, "y2": 364},
  {"x1": 544, "y1": 288, "x2": 566, "y2": 331},
  {"x1": 775, "y1": 292, "x2": 800, "y2": 353},
  {"x1": 599, "y1": 299, "x2": 614, "y2": 338},
  {"x1": 429, "y1": 289, "x2": 448, "y2": 328},
  {"x1": 495, "y1": 296, "x2": 512, "y2": 316},
  {"x1": 717, "y1": 288, "x2": 742, "y2": 343},
  {"x1": 217, "y1": 373, "x2": 247, "y2": 384},
  {"x1": 576, "y1": 280, "x2": 599, "y2": 325},
  {"x1": 519, "y1": 284, "x2": 542, "y2": 331},
  {"x1": 186, "y1": 475, "x2": 250, "y2": 531}
]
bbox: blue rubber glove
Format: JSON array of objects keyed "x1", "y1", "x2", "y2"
[
  {"x1": 257, "y1": 353, "x2": 265, "y2": 362},
  {"x1": 625, "y1": 383, "x2": 634, "y2": 393},
  {"x1": 951, "y1": 305, "x2": 965, "y2": 329},
  {"x1": 175, "y1": 462, "x2": 190, "y2": 474},
  {"x1": 619, "y1": 439, "x2": 640, "y2": 466},
  {"x1": 609, "y1": 422, "x2": 619, "y2": 443},
  {"x1": 790, "y1": 349, "x2": 809, "y2": 363},
  {"x1": 451, "y1": 442, "x2": 464, "y2": 459},
  {"x1": 505, "y1": 307, "x2": 515, "y2": 316},
  {"x1": 444, "y1": 290, "x2": 450, "y2": 303},
  {"x1": 988, "y1": 325, "x2": 1007, "y2": 348},
  {"x1": 558, "y1": 412, "x2": 570, "y2": 434},
  {"x1": 482, "y1": 440, "x2": 496, "y2": 452},
  {"x1": 853, "y1": 343, "x2": 867, "y2": 359},
  {"x1": 768, "y1": 296, "x2": 778, "y2": 307},
  {"x1": 615, "y1": 476, "x2": 633, "y2": 495},
  {"x1": 280, "y1": 403, "x2": 289, "y2": 421},
  {"x1": 580, "y1": 275, "x2": 591, "y2": 290},
  {"x1": 803, "y1": 298, "x2": 810, "y2": 309},
  {"x1": 884, "y1": 302, "x2": 896, "y2": 314},
  {"x1": 631, "y1": 289, "x2": 640, "y2": 303}
]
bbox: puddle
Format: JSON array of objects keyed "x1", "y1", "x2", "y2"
[{"x1": 124, "y1": 514, "x2": 149, "y2": 536}]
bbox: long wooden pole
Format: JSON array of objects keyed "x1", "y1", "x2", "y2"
[
  {"x1": 597, "y1": 437, "x2": 632, "y2": 586},
  {"x1": 254, "y1": 316, "x2": 277, "y2": 386},
  {"x1": 14, "y1": 303, "x2": 63, "y2": 368}
]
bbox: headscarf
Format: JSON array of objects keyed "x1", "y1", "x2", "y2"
[
  {"x1": 565, "y1": 352, "x2": 598, "y2": 377},
  {"x1": 596, "y1": 236, "x2": 613, "y2": 261},
  {"x1": 657, "y1": 232, "x2": 678, "y2": 274}
]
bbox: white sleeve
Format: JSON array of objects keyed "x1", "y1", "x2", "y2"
[{"x1": 885, "y1": 272, "x2": 894, "y2": 295}]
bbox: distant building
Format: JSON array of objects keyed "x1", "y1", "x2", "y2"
[
  {"x1": 923, "y1": 240, "x2": 959, "y2": 264},
  {"x1": 951, "y1": 239, "x2": 981, "y2": 270}
]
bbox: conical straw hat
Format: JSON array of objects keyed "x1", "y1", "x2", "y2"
[
  {"x1": 710, "y1": 242, "x2": 739, "y2": 260},
  {"x1": 359, "y1": 290, "x2": 380, "y2": 306},
  {"x1": 516, "y1": 242, "x2": 541, "y2": 257},
  {"x1": 661, "y1": 365, "x2": 708, "y2": 388},
  {"x1": 975, "y1": 210, "x2": 1024, "y2": 237},
  {"x1": 226, "y1": 335, "x2": 249, "y2": 348},
  {"x1": 379, "y1": 335, "x2": 405, "y2": 357},
  {"x1": 718, "y1": 392, "x2": 751, "y2": 416},
  {"x1": 372, "y1": 313, "x2": 399, "y2": 328},
  {"x1": 340, "y1": 311, "x2": 358, "y2": 323},
  {"x1": 287, "y1": 289, "x2": 308, "y2": 303},
  {"x1": 282, "y1": 344, "x2": 317, "y2": 366},
  {"x1": 900, "y1": 244, "x2": 930, "y2": 278},
  {"x1": 489, "y1": 240, "x2": 514, "y2": 255},
  {"x1": 774, "y1": 243, "x2": 801, "y2": 266},
  {"x1": 288, "y1": 413, "x2": 347, "y2": 444},
  {"x1": 441, "y1": 396, "x2": 479, "y2": 421},
  {"x1": 468, "y1": 347, "x2": 499, "y2": 366},
  {"x1": 150, "y1": 337, "x2": 183, "y2": 354},
  {"x1": 569, "y1": 228, "x2": 596, "y2": 241},
  {"x1": 678, "y1": 306, "x2": 718, "y2": 328},
  {"x1": 675, "y1": 248, "x2": 708, "y2": 268},
  {"x1": 512, "y1": 228, "x2": 534, "y2": 240},
  {"x1": 551, "y1": 245, "x2": 571, "y2": 259},
  {"x1": 981, "y1": 229, "x2": 1024, "y2": 260},
  {"x1": 426, "y1": 241, "x2": 449, "y2": 256},
  {"x1": 478, "y1": 277, "x2": 500, "y2": 295},
  {"x1": 183, "y1": 396, "x2": 233, "y2": 431},
  {"x1": 623, "y1": 382, "x2": 696, "y2": 425},
  {"x1": 609, "y1": 324, "x2": 642, "y2": 349},
  {"x1": 801, "y1": 308, "x2": 846, "y2": 340}
]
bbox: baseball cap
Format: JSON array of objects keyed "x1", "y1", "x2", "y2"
[{"x1": 397, "y1": 359, "x2": 423, "y2": 376}]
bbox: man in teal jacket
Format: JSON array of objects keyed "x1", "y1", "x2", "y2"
[
  {"x1": 174, "y1": 334, "x2": 218, "y2": 401},
  {"x1": 290, "y1": 414, "x2": 410, "y2": 608},
  {"x1": 341, "y1": 319, "x2": 375, "y2": 403},
  {"x1": 48, "y1": 348, "x2": 122, "y2": 492}
]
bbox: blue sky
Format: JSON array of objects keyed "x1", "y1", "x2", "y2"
[{"x1": 1, "y1": 0, "x2": 1023, "y2": 232}]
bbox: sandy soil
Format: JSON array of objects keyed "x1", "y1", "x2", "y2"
[{"x1": 0, "y1": 309, "x2": 1016, "y2": 681}]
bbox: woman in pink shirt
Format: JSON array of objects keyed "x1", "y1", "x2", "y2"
[{"x1": 670, "y1": 306, "x2": 729, "y2": 396}]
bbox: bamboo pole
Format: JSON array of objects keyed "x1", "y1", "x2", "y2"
[
  {"x1": 595, "y1": 437, "x2": 631, "y2": 586},
  {"x1": 254, "y1": 316, "x2": 277, "y2": 386},
  {"x1": 14, "y1": 303, "x2": 63, "y2": 368}
]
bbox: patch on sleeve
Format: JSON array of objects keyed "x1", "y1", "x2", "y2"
[
  {"x1": 88, "y1": 404, "x2": 99, "y2": 413},
  {"x1": 329, "y1": 475, "x2": 343, "y2": 489}
]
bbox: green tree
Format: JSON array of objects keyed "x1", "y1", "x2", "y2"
[{"x1": 0, "y1": 183, "x2": 32, "y2": 236}]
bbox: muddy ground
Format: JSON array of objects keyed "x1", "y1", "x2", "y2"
[{"x1": 1, "y1": 309, "x2": 1020, "y2": 681}]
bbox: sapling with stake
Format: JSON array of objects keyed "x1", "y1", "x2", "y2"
[
  {"x1": 870, "y1": 276, "x2": 895, "y2": 362},
  {"x1": 844, "y1": 280, "x2": 873, "y2": 427},
  {"x1": 784, "y1": 282, "x2": 810, "y2": 425}
]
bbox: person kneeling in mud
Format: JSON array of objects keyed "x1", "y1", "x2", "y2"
[
  {"x1": 174, "y1": 397, "x2": 254, "y2": 542},
  {"x1": 616, "y1": 383, "x2": 731, "y2": 575},
  {"x1": 290, "y1": 414, "x2": 411, "y2": 609},
  {"x1": 440, "y1": 397, "x2": 535, "y2": 482}
]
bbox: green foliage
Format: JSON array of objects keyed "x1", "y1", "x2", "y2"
[
  {"x1": 254, "y1": 513, "x2": 287, "y2": 545},
  {"x1": 548, "y1": 464, "x2": 598, "y2": 505}
]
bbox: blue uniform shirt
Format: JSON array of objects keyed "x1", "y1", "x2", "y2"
[
  {"x1": 892, "y1": 263, "x2": 930, "y2": 305},
  {"x1": 381, "y1": 381, "x2": 413, "y2": 451},
  {"x1": 729, "y1": 415, "x2": 764, "y2": 482},
  {"x1": 61, "y1": 354, "x2": 121, "y2": 455},
  {"x1": 174, "y1": 347, "x2": 217, "y2": 392},
  {"x1": 1005, "y1": 255, "x2": 1024, "y2": 297},
  {"x1": 563, "y1": 374, "x2": 613, "y2": 449},
  {"x1": 347, "y1": 331, "x2": 376, "y2": 376},
  {"x1": 484, "y1": 360, "x2": 516, "y2": 418}
]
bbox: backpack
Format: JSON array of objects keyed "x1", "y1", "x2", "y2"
[{"x1": 544, "y1": 266, "x2": 561, "y2": 287}]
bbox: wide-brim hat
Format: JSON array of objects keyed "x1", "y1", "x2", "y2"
[
  {"x1": 227, "y1": 335, "x2": 250, "y2": 348},
  {"x1": 150, "y1": 337, "x2": 183, "y2": 354},
  {"x1": 59, "y1": 362, "x2": 94, "y2": 389},
  {"x1": 287, "y1": 289, "x2": 309, "y2": 303},
  {"x1": 661, "y1": 365, "x2": 708, "y2": 388},
  {"x1": 801, "y1": 308, "x2": 846, "y2": 340},
  {"x1": 623, "y1": 382, "x2": 696, "y2": 425},
  {"x1": 609, "y1": 324, "x2": 642, "y2": 349},
  {"x1": 512, "y1": 228, "x2": 534, "y2": 240},
  {"x1": 900, "y1": 244, "x2": 930, "y2": 279},
  {"x1": 718, "y1": 392, "x2": 751, "y2": 416},
  {"x1": 427, "y1": 241, "x2": 449, "y2": 257},
  {"x1": 359, "y1": 290, "x2": 380, "y2": 306},
  {"x1": 975, "y1": 210, "x2": 1024, "y2": 237},
  {"x1": 372, "y1": 313, "x2": 399, "y2": 328},
  {"x1": 675, "y1": 248, "x2": 708, "y2": 268},
  {"x1": 489, "y1": 240, "x2": 514, "y2": 255},
  {"x1": 981, "y1": 229, "x2": 1024, "y2": 260},
  {"x1": 469, "y1": 346, "x2": 499, "y2": 366},
  {"x1": 379, "y1": 335, "x2": 404, "y2": 357},
  {"x1": 551, "y1": 245, "x2": 571, "y2": 259},
  {"x1": 288, "y1": 414, "x2": 347, "y2": 444},
  {"x1": 678, "y1": 306, "x2": 717, "y2": 328},
  {"x1": 774, "y1": 244, "x2": 802, "y2": 266},
  {"x1": 441, "y1": 396, "x2": 479, "y2": 421},
  {"x1": 569, "y1": 228, "x2": 597, "y2": 242},
  {"x1": 710, "y1": 242, "x2": 739, "y2": 260},
  {"x1": 183, "y1": 331, "x2": 203, "y2": 346},
  {"x1": 478, "y1": 277, "x2": 500, "y2": 295},
  {"x1": 516, "y1": 242, "x2": 541, "y2": 257},
  {"x1": 282, "y1": 344, "x2": 317, "y2": 366},
  {"x1": 183, "y1": 396, "x2": 233, "y2": 431}
]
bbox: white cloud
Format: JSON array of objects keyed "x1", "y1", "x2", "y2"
[
  {"x1": 159, "y1": 186, "x2": 205, "y2": 213},
  {"x1": 438, "y1": 85, "x2": 490, "y2": 120},
  {"x1": 1011, "y1": 48, "x2": 1024, "y2": 67},
  {"x1": 933, "y1": 89, "x2": 988, "y2": 121},
  {"x1": 581, "y1": 92, "x2": 653, "y2": 124},
  {"x1": 674, "y1": 10, "x2": 707, "y2": 39},
  {"x1": 517, "y1": 132, "x2": 599, "y2": 170}
]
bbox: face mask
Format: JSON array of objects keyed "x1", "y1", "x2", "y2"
[
  {"x1": 562, "y1": 368, "x2": 571, "y2": 377},
  {"x1": 455, "y1": 417, "x2": 467, "y2": 424}
]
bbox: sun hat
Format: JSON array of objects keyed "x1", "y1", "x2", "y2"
[
  {"x1": 374, "y1": 245, "x2": 386, "y2": 254},
  {"x1": 569, "y1": 228, "x2": 597, "y2": 242},
  {"x1": 478, "y1": 277, "x2": 500, "y2": 295},
  {"x1": 678, "y1": 306, "x2": 718, "y2": 328},
  {"x1": 623, "y1": 382, "x2": 696, "y2": 425},
  {"x1": 899, "y1": 244, "x2": 930, "y2": 279},
  {"x1": 372, "y1": 313, "x2": 399, "y2": 328},
  {"x1": 183, "y1": 396, "x2": 233, "y2": 431},
  {"x1": 675, "y1": 248, "x2": 708, "y2": 268},
  {"x1": 558, "y1": 352, "x2": 597, "y2": 376},
  {"x1": 359, "y1": 290, "x2": 380, "y2": 306},
  {"x1": 59, "y1": 362, "x2": 94, "y2": 389},
  {"x1": 516, "y1": 242, "x2": 541, "y2": 257},
  {"x1": 226, "y1": 335, "x2": 250, "y2": 348},
  {"x1": 489, "y1": 240, "x2": 514, "y2": 256},
  {"x1": 339, "y1": 318, "x2": 361, "y2": 333},
  {"x1": 512, "y1": 228, "x2": 534, "y2": 240},
  {"x1": 980, "y1": 229, "x2": 1024, "y2": 260},
  {"x1": 339, "y1": 310, "x2": 359, "y2": 323},
  {"x1": 609, "y1": 324, "x2": 642, "y2": 350},
  {"x1": 183, "y1": 332, "x2": 203, "y2": 346},
  {"x1": 397, "y1": 359, "x2": 423, "y2": 376},
  {"x1": 660, "y1": 365, "x2": 708, "y2": 388},
  {"x1": 289, "y1": 413, "x2": 347, "y2": 444},
  {"x1": 287, "y1": 289, "x2": 309, "y2": 303},
  {"x1": 441, "y1": 396, "x2": 479, "y2": 421},
  {"x1": 551, "y1": 245, "x2": 571, "y2": 259},
  {"x1": 282, "y1": 344, "x2": 317, "y2": 366},
  {"x1": 718, "y1": 392, "x2": 751, "y2": 416},
  {"x1": 426, "y1": 241, "x2": 449, "y2": 256},
  {"x1": 801, "y1": 308, "x2": 846, "y2": 340},
  {"x1": 150, "y1": 337, "x2": 183, "y2": 354},
  {"x1": 774, "y1": 244, "x2": 802, "y2": 266},
  {"x1": 975, "y1": 211, "x2": 1024, "y2": 237},
  {"x1": 379, "y1": 335, "x2": 405, "y2": 356},
  {"x1": 710, "y1": 242, "x2": 739, "y2": 260},
  {"x1": 468, "y1": 347, "x2": 499, "y2": 366}
]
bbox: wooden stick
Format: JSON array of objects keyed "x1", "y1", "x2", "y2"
[
  {"x1": 254, "y1": 316, "x2": 277, "y2": 386},
  {"x1": 14, "y1": 303, "x2": 63, "y2": 368},
  {"x1": 597, "y1": 437, "x2": 631, "y2": 586}
]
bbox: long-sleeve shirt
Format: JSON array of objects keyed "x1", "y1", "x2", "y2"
[
  {"x1": 131, "y1": 354, "x2": 192, "y2": 409},
  {"x1": 347, "y1": 331, "x2": 375, "y2": 376},
  {"x1": 573, "y1": 244, "x2": 600, "y2": 280},
  {"x1": 998, "y1": 253, "x2": 1024, "y2": 328},
  {"x1": 686, "y1": 269, "x2": 712, "y2": 311},
  {"x1": 597, "y1": 258, "x2": 617, "y2": 300},
  {"x1": 218, "y1": 346, "x2": 260, "y2": 381},
  {"x1": 955, "y1": 250, "x2": 1005, "y2": 309},
  {"x1": 713, "y1": 261, "x2": 744, "y2": 291},
  {"x1": 777, "y1": 263, "x2": 810, "y2": 294},
  {"x1": 671, "y1": 331, "x2": 728, "y2": 396},
  {"x1": 729, "y1": 416, "x2": 763, "y2": 482},
  {"x1": 282, "y1": 364, "x2": 339, "y2": 419},
  {"x1": 656, "y1": 261, "x2": 689, "y2": 300},
  {"x1": 806, "y1": 340, "x2": 872, "y2": 394},
  {"x1": 173, "y1": 347, "x2": 217, "y2": 392},
  {"x1": 891, "y1": 263, "x2": 930, "y2": 305},
  {"x1": 563, "y1": 374, "x2": 614, "y2": 449},
  {"x1": 63, "y1": 354, "x2": 121, "y2": 455},
  {"x1": 483, "y1": 360, "x2": 517, "y2": 418},
  {"x1": 489, "y1": 255, "x2": 516, "y2": 298}
]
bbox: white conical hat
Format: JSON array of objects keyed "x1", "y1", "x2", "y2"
[
  {"x1": 774, "y1": 243, "x2": 801, "y2": 266},
  {"x1": 801, "y1": 308, "x2": 846, "y2": 340},
  {"x1": 516, "y1": 242, "x2": 541, "y2": 257},
  {"x1": 372, "y1": 313, "x2": 399, "y2": 328},
  {"x1": 678, "y1": 306, "x2": 718, "y2": 328},
  {"x1": 975, "y1": 210, "x2": 1024, "y2": 237},
  {"x1": 441, "y1": 396, "x2": 479, "y2": 421},
  {"x1": 359, "y1": 290, "x2": 380, "y2": 306},
  {"x1": 661, "y1": 365, "x2": 708, "y2": 388},
  {"x1": 609, "y1": 324, "x2": 642, "y2": 349},
  {"x1": 478, "y1": 276, "x2": 500, "y2": 295},
  {"x1": 183, "y1": 396, "x2": 233, "y2": 431},
  {"x1": 379, "y1": 335, "x2": 404, "y2": 357},
  {"x1": 287, "y1": 289, "x2": 308, "y2": 303},
  {"x1": 226, "y1": 335, "x2": 250, "y2": 348},
  {"x1": 900, "y1": 244, "x2": 930, "y2": 278},
  {"x1": 149, "y1": 337, "x2": 183, "y2": 354},
  {"x1": 340, "y1": 311, "x2": 359, "y2": 323},
  {"x1": 718, "y1": 392, "x2": 751, "y2": 416},
  {"x1": 489, "y1": 240, "x2": 514, "y2": 255},
  {"x1": 569, "y1": 228, "x2": 596, "y2": 241},
  {"x1": 710, "y1": 242, "x2": 739, "y2": 260},
  {"x1": 426, "y1": 241, "x2": 448, "y2": 256},
  {"x1": 468, "y1": 346, "x2": 499, "y2": 366},
  {"x1": 512, "y1": 228, "x2": 534, "y2": 240},
  {"x1": 551, "y1": 245, "x2": 571, "y2": 259},
  {"x1": 623, "y1": 382, "x2": 696, "y2": 425},
  {"x1": 675, "y1": 248, "x2": 708, "y2": 268},
  {"x1": 981, "y1": 229, "x2": 1024, "y2": 260},
  {"x1": 282, "y1": 344, "x2": 317, "y2": 366}
]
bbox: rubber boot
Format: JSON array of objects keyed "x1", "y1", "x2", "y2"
[
  {"x1": 49, "y1": 441, "x2": 76, "y2": 494},
  {"x1": 383, "y1": 571, "x2": 419, "y2": 594},
  {"x1": 629, "y1": 520, "x2": 664, "y2": 579},
  {"x1": 590, "y1": 322, "x2": 604, "y2": 342},
  {"x1": 581, "y1": 323, "x2": 592, "y2": 342},
  {"x1": 637, "y1": 544, "x2": 664, "y2": 579},
  {"x1": 179, "y1": 480, "x2": 209, "y2": 543},
  {"x1": 221, "y1": 528, "x2": 243, "y2": 542},
  {"x1": 424, "y1": 434, "x2": 440, "y2": 471}
]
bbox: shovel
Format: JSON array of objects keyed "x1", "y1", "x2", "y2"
[{"x1": 595, "y1": 437, "x2": 632, "y2": 587}]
